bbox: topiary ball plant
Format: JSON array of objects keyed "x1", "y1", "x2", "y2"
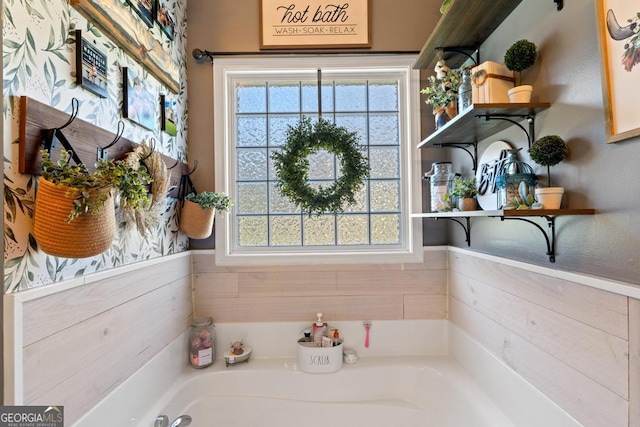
[
  {"x1": 504, "y1": 39, "x2": 538, "y2": 86},
  {"x1": 529, "y1": 135, "x2": 568, "y2": 187}
]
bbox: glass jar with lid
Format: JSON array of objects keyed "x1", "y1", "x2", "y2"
[
  {"x1": 189, "y1": 317, "x2": 215, "y2": 368},
  {"x1": 425, "y1": 162, "x2": 455, "y2": 212}
]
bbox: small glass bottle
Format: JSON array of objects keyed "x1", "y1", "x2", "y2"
[
  {"x1": 428, "y1": 162, "x2": 455, "y2": 212},
  {"x1": 457, "y1": 67, "x2": 472, "y2": 112},
  {"x1": 189, "y1": 317, "x2": 215, "y2": 369}
]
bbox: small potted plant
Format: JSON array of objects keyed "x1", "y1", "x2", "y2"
[
  {"x1": 449, "y1": 176, "x2": 478, "y2": 211},
  {"x1": 35, "y1": 149, "x2": 152, "y2": 258},
  {"x1": 180, "y1": 191, "x2": 233, "y2": 239},
  {"x1": 420, "y1": 61, "x2": 461, "y2": 129},
  {"x1": 529, "y1": 135, "x2": 568, "y2": 209},
  {"x1": 504, "y1": 39, "x2": 538, "y2": 102}
]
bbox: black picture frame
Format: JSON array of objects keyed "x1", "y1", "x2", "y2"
[
  {"x1": 122, "y1": 67, "x2": 157, "y2": 131},
  {"x1": 156, "y1": 0, "x2": 176, "y2": 40},
  {"x1": 160, "y1": 94, "x2": 178, "y2": 136},
  {"x1": 74, "y1": 30, "x2": 108, "y2": 98},
  {"x1": 126, "y1": 0, "x2": 155, "y2": 28}
]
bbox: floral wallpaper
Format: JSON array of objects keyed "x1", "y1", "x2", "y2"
[{"x1": 3, "y1": 0, "x2": 190, "y2": 292}]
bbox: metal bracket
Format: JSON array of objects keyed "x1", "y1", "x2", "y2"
[
  {"x1": 475, "y1": 114, "x2": 536, "y2": 147},
  {"x1": 434, "y1": 46, "x2": 479, "y2": 66},
  {"x1": 435, "y1": 217, "x2": 471, "y2": 246},
  {"x1": 434, "y1": 142, "x2": 478, "y2": 171},
  {"x1": 554, "y1": 0, "x2": 563, "y2": 11},
  {"x1": 500, "y1": 215, "x2": 557, "y2": 262}
]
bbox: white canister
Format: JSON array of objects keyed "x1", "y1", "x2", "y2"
[{"x1": 297, "y1": 341, "x2": 343, "y2": 374}]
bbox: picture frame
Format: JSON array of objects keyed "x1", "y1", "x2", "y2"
[
  {"x1": 160, "y1": 94, "x2": 178, "y2": 136},
  {"x1": 74, "y1": 30, "x2": 108, "y2": 98},
  {"x1": 260, "y1": 0, "x2": 371, "y2": 49},
  {"x1": 156, "y1": 0, "x2": 176, "y2": 40},
  {"x1": 122, "y1": 67, "x2": 157, "y2": 131},
  {"x1": 70, "y1": 0, "x2": 179, "y2": 93},
  {"x1": 126, "y1": 0, "x2": 155, "y2": 28},
  {"x1": 595, "y1": 0, "x2": 640, "y2": 143}
]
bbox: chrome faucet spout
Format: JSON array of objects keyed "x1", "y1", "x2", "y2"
[
  {"x1": 169, "y1": 415, "x2": 192, "y2": 427},
  {"x1": 154, "y1": 415, "x2": 169, "y2": 427}
]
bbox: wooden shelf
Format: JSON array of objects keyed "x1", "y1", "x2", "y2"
[
  {"x1": 413, "y1": 0, "x2": 523, "y2": 70},
  {"x1": 417, "y1": 103, "x2": 550, "y2": 149},
  {"x1": 411, "y1": 209, "x2": 595, "y2": 218},
  {"x1": 413, "y1": 209, "x2": 595, "y2": 263}
]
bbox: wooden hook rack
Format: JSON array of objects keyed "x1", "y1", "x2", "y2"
[{"x1": 18, "y1": 96, "x2": 188, "y2": 198}]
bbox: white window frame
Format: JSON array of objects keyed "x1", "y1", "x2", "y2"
[{"x1": 213, "y1": 55, "x2": 422, "y2": 266}]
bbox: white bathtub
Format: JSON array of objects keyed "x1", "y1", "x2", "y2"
[
  {"x1": 139, "y1": 357, "x2": 514, "y2": 427},
  {"x1": 75, "y1": 321, "x2": 581, "y2": 427}
]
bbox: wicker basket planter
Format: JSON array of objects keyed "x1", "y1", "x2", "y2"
[
  {"x1": 179, "y1": 199, "x2": 215, "y2": 239},
  {"x1": 34, "y1": 178, "x2": 116, "y2": 258}
]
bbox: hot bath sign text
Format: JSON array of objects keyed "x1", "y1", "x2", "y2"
[{"x1": 261, "y1": 0, "x2": 370, "y2": 47}]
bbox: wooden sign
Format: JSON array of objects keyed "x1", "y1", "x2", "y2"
[{"x1": 260, "y1": 0, "x2": 370, "y2": 49}]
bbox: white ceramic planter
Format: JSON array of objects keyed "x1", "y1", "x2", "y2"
[
  {"x1": 535, "y1": 187, "x2": 564, "y2": 209},
  {"x1": 507, "y1": 85, "x2": 533, "y2": 103}
]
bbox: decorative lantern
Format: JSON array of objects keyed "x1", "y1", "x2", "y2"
[{"x1": 495, "y1": 148, "x2": 537, "y2": 209}]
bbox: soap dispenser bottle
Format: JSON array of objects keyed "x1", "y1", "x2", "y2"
[{"x1": 312, "y1": 312, "x2": 327, "y2": 343}]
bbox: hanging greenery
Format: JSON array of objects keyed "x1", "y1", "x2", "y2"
[{"x1": 271, "y1": 117, "x2": 370, "y2": 216}]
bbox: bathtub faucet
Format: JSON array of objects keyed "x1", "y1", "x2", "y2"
[{"x1": 154, "y1": 415, "x2": 192, "y2": 427}]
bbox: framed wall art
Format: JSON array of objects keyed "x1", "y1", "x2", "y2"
[
  {"x1": 595, "y1": 0, "x2": 640, "y2": 143},
  {"x1": 74, "y1": 30, "x2": 108, "y2": 98},
  {"x1": 156, "y1": 0, "x2": 176, "y2": 40},
  {"x1": 260, "y1": 0, "x2": 370, "y2": 49},
  {"x1": 123, "y1": 67, "x2": 157, "y2": 131},
  {"x1": 160, "y1": 94, "x2": 178, "y2": 136},
  {"x1": 70, "y1": 0, "x2": 179, "y2": 93},
  {"x1": 126, "y1": 0, "x2": 155, "y2": 28}
]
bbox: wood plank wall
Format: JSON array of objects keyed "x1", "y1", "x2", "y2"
[
  {"x1": 449, "y1": 250, "x2": 637, "y2": 427},
  {"x1": 192, "y1": 250, "x2": 448, "y2": 322},
  {"x1": 19, "y1": 255, "x2": 192, "y2": 425}
]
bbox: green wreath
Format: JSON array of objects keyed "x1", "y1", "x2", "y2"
[{"x1": 271, "y1": 117, "x2": 370, "y2": 216}]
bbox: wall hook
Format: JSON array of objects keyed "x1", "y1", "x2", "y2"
[
  {"x1": 40, "y1": 97, "x2": 83, "y2": 165},
  {"x1": 139, "y1": 138, "x2": 156, "y2": 162},
  {"x1": 97, "y1": 120, "x2": 124, "y2": 161},
  {"x1": 167, "y1": 158, "x2": 181, "y2": 170},
  {"x1": 59, "y1": 97, "x2": 80, "y2": 130},
  {"x1": 185, "y1": 159, "x2": 198, "y2": 176}
]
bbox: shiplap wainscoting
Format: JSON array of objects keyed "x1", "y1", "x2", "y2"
[
  {"x1": 448, "y1": 249, "x2": 637, "y2": 427},
  {"x1": 192, "y1": 249, "x2": 448, "y2": 322},
  {"x1": 4, "y1": 253, "x2": 192, "y2": 425}
]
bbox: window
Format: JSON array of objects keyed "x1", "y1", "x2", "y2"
[{"x1": 214, "y1": 56, "x2": 422, "y2": 265}]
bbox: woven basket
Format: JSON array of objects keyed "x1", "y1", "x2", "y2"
[
  {"x1": 34, "y1": 178, "x2": 116, "y2": 258},
  {"x1": 179, "y1": 199, "x2": 215, "y2": 239}
]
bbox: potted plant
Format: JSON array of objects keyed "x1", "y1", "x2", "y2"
[
  {"x1": 449, "y1": 176, "x2": 478, "y2": 211},
  {"x1": 420, "y1": 61, "x2": 461, "y2": 129},
  {"x1": 180, "y1": 191, "x2": 233, "y2": 239},
  {"x1": 529, "y1": 135, "x2": 568, "y2": 209},
  {"x1": 35, "y1": 149, "x2": 152, "y2": 258},
  {"x1": 504, "y1": 39, "x2": 538, "y2": 103}
]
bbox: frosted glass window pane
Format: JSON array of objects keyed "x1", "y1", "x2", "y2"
[
  {"x1": 302, "y1": 83, "x2": 334, "y2": 113},
  {"x1": 237, "y1": 183, "x2": 268, "y2": 214},
  {"x1": 269, "y1": 82, "x2": 300, "y2": 113},
  {"x1": 335, "y1": 114, "x2": 367, "y2": 143},
  {"x1": 337, "y1": 215, "x2": 368, "y2": 245},
  {"x1": 238, "y1": 216, "x2": 268, "y2": 246},
  {"x1": 341, "y1": 184, "x2": 367, "y2": 213},
  {"x1": 335, "y1": 81, "x2": 366, "y2": 112},
  {"x1": 269, "y1": 115, "x2": 300, "y2": 146},
  {"x1": 370, "y1": 181, "x2": 400, "y2": 212},
  {"x1": 369, "y1": 81, "x2": 398, "y2": 111},
  {"x1": 237, "y1": 116, "x2": 267, "y2": 147},
  {"x1": 270, "y1": 216, "x2": 302, "y2": 246},
  {"x1": 308, "y1": 149, "x2": 335, "y2": 180},
  {"x1": 303, "y1": 215, "x2": 336, "y2": 245},
  {"x1": 237, "y1": 83, "x2": 266, "y2": 113},
  {"x1": 369, "y1": 113, "x2": 399, "y2": 146},
  {"x1": 237, "y1": 148, "x2": 267, "y2": 181},
  {"x1": 369, "y1": 147, "x2": 399, "y2": 179},
  {"x1": 371, "y1": 214, "x2": 400, "y2": 244},
  {"x1": 269, "y1": 183, "x2": 301, "y2": 213}
]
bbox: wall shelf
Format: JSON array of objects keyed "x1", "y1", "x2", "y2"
[
  {"x1": 412, "y1": 209, "x2": 595, "y2": 262},
  {"x1": 413, "y1": 0, "x2": 523, "y2": 70}
]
